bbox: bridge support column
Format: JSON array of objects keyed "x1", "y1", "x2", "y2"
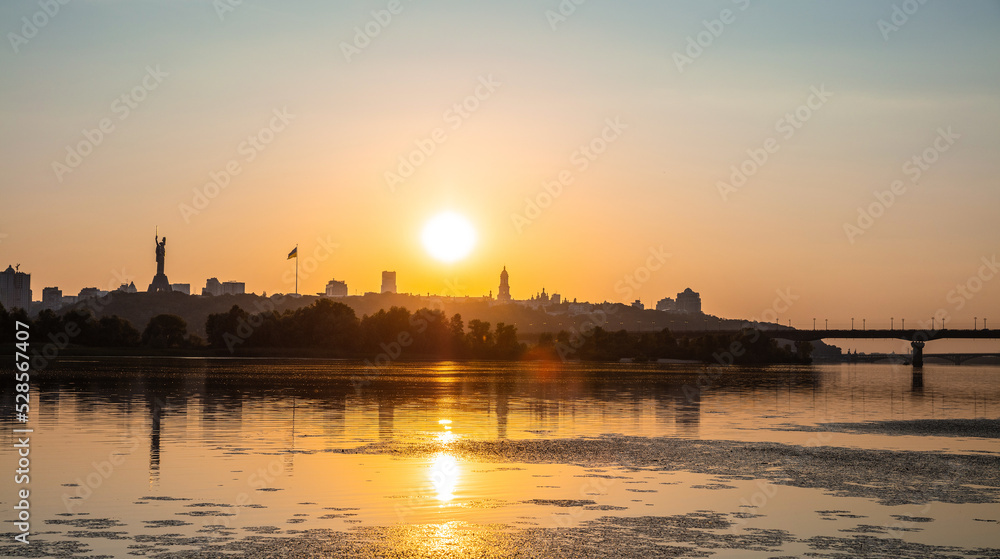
[{"x1": 911, "y1": 341, "x2": 924, "y2": 368}]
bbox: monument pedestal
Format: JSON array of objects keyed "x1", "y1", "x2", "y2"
[{"x1": 148, "y1": 273, "x2": 172, "y2": 293}]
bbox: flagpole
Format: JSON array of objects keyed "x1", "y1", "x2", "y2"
[{"x1": 294, "y1": 244, "x2": 298, "y2": 296}]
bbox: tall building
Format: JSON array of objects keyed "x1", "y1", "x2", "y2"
[
  {"x1": 42, "y1": 287, "x2": 63, "y2": 310},
  {"x1": 0, "y1": 265, "x2": 31, "y2": 312},
  {"x1": 381, "y1": 271, "x2": 397, "y2": 294},
  {"x1": 656, "y1": 296, "x2": 676, "y2": 312},
  {"x1": 325, "y1": 279, "x2": 348, "y2": 297},
  {"x1": 676, "y1": 288, "x2": 702, "y2": 314},
  {"x1": 497, "y1": 267, "x2": 511, "y2": 302},
  {"x1": 222, "y1": 281, "x2": 245, "y2": 295},
  {"x1": 202, "y1": 277, "x2": 222, "y2": 296}
]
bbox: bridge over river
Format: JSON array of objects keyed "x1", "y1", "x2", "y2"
[{"x1": 684, "y1": 328, "x2": 999, "y2": 368}]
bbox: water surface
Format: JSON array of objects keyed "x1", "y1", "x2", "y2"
[{"x1": 1, "y1": 359, "x2": 998, "y2": 557}]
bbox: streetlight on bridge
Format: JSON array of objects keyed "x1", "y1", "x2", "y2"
[
  {"x1": 902, "y1": 318, "x2": 905, "y2": 329},
  {"x1": 891, "y1": 317, "x2": 894, "y2": 330},
  {"x1": 825, "y1": 319, "x2": 828, "y2": 329},
  {"x1": 813, "y1": 318, "x2": 816, "y2": 330},
  {"x1": 863, "y1": 319, "x2": 866, "y2": 330},
  {"x1": 851, "y1": 318, "x2": 854, "y2": 330},
  {"x1": 975, "y1": 317, "x2": 978, "y2": 330}
]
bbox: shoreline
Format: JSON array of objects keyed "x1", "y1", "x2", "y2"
[{"x1": 0, "y1": 344, "x2": 814, "y2": 365}]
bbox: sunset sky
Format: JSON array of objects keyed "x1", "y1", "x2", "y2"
[{"x1": 2, "y1": 0, "x2": 998, "y2": 329}]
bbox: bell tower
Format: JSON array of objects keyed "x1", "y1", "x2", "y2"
[{"x1": 497, "y1": 267, "x2": 511, "y2": 302}]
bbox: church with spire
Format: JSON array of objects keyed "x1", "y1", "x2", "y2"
[{"x1": 497, "y1": 266, "x2": 511, "y2": 303}]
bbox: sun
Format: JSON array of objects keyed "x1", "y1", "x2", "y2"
[{"x1": 422, "y1": 212, "x2": 476, "y2": 263}]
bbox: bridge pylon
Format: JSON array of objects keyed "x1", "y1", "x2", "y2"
[{"x1": 911, "y1": 340, "x2": 925, "y2": 368}]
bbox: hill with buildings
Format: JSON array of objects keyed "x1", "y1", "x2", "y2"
[
  {"x1": 53, "y1": 290, "x2": 762, "y2": 340},
  {"x1": 4, "y1": 262, "x2": 841, "y2": 360}
]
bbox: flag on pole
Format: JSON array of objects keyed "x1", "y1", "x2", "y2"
[{"x1": 288, "y1": 245, "x2": 299, "y2": 295}]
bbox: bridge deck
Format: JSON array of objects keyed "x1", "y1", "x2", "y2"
[{"x1": 682, "y1": 329, "x2": 999, "y2": 342}]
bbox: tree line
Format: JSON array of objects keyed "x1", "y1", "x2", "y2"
[
  {"x1": 0, "y1": 300, "x2": 810, "y2": 364},
  {"x1": 538, "y1": 327, "x2": 812, "y2": 364},
  {"x1": 204, "y1": 299, "x2": 524, "y2": 358},
  {"x1": 0, "y1": 304, "x2": 201, "y2": 350},
  {"x1": 0, "y1": 300, "x2": 525, "y2": 359}
]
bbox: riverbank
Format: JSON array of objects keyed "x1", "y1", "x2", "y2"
[{"x1": 0, "y1": 343, "x2": 807, "y2": 365}]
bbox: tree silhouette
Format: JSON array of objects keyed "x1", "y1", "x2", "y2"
[
  {"x1": 142, "y1": 314, "x2": 189, "y2": 348},
  {"x1": 96, "y1": 315, "x2": 141, "y2": 347},
  {"x1": 206, "y1": 305, "x2": 249, "y2": 348}
]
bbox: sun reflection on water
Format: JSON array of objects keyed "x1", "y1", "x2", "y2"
[
  {"x1": 436, "y1": 430, "x2": 456, "y2": 444},
  {"x1": 435, "y1": 417, "x2": 457, "y2": 445},
  {"x1": 430, "y1": 452, "x2": 459, "y2": 503}
]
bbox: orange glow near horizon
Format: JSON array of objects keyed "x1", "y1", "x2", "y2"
[{"x1": 1, "y1": 2, "x2": 997, "y2": 327}]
